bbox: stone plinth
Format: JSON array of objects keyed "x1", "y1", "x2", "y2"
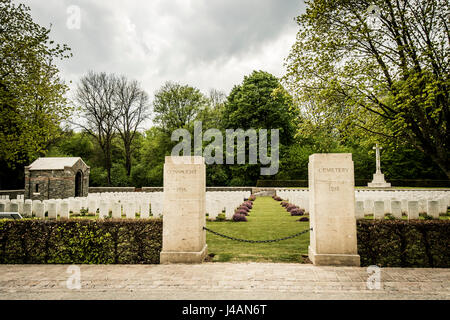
[
  {"x1": 308, "y1": 153, "x2": 360, "y2": 266},
  {"x1": 160, "y1": 156, "x2": 207, "y2": 264},
  {"x1": 368, "y1": 172, "x2": 391, "y2": 188}
]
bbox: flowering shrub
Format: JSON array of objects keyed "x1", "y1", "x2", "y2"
[
  {"x1": 249, "y1": 195, "x2": 256, "y2": 201},
  {"x1": 237, "y1": 205, "x2": 250, "y2": 213},
  {"x1": 290, "y1": 208, "x2": 305, "y2": 216},
  {"x1": 298, "y1": 217, "x2": 309, "y2": 222},
  {"x1": 273, "y1": 196, "x2": 282, "y2": 201},
  {"x1": 232, "y1": 213, "x2": 247, "y2": 222},
  {"x1": 286, "y1": 204, "x2": 299, "y2": 212},
  {"x1": 242, "y1": 201, "x2": 253, "y2": 209},
  {"x1": 281, "y1": 202, "x2": 289, "y2": 207},
  {"x1": 235, "y1": 208, "x2": 249, "y2": 216}
]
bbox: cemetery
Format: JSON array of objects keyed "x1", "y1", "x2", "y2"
[
  {"x1": 0, "y1": 154, "x2": 449, "y2": 268},
  {"x1": 0, "y1": 0, "x2": 449, "y2": 301}
]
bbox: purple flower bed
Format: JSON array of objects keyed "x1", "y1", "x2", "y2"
[
  {"x1": 281, "y1": 201, "x2": 289, "y2": 207},
  {"x1": 242, "y1": 201, "x2": 253, "y2": 209},
  {"x1": 286, "y1": 204, "x2": 299, "y2": 212},
  {"x1": 237, "y1": 205, "x2": 249, "y2": 213},
  {"x1": 290, "y1": 208, "x2": 305, "y2": 216},
  {"x1": 235, "y1": 208, "x2": 249, "y2": 216},
  {"x1": 232, "y1": 213, "x2": 248, "y2": 222}
]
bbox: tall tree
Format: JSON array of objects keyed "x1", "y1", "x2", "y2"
[
  {"x1": 75, "y1": 71, "x2": 119, "y2": 186},
  {"x1": 285, "y1": 0, "x2": 449, "y2": 178},
  {"x1": 0, "y1": 0, "x2": 72, "y2": 188},
  {"x1": 223, "y1": 70, "x2": 299, "y2": 145},
  {"x1": 152, "y1": 81, "x2": 208, "y2": 134},
  {"x1": 222, "y1": 70, "x2": 300, "y2": 185},
  {"x1": 114, "y1": 76, "x2": 150, "y2": 176}
]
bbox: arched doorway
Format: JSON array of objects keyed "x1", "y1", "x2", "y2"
[{"x1": 75, "y1": 171, "x2": 83, "y2": 197}]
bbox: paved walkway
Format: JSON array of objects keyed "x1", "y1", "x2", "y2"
[{"x1": 0, "y1": 263, "x2": 449, "y2": 300}]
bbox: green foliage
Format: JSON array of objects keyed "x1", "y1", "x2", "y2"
[
  {"x1": 206, "y1": 164, "x2": 229, "y2": 186},
  {"x1": 0, "y1": 219, "x2": 162, "y2": 264},
  {"x1": 130, "y1": 128, "x2": 169, "y2": 187},
  {"x1": 215, "y1": 213, "x2": 226, "y2": 222},
  {"x1": 357, "y1": 219, "x2": 450, "y2": 267},
  {"x1": 153, "y1": 81, "x2": 209, "y2": 134},
  {"x1": 223, "y1": 70, "x2": 299, "y2": 145},
  {"x1": 221, "y1": 71, "x2": 300, "y2": 185},
  {"x1": 0, "y1": 0, "x2": 72, "y2": 184},
  {"x1": 285, "y1": 0, "x2": 449, "y2": 179},
  {"x1": 46, "y1": 132, "x2": 95, "y2": 158},
  {"x1": 110, "y1": 163, "x2": 131, "y2": 187},
  {"x1": 89, "y1": 167, "x2": 108, "y2": 187}
]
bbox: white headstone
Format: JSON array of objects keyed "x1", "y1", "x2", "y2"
[
  {"x1": 427, "y1": 200, "x2": 439, "y2": 219},
  {"x1": 373, "y1": 201, "x2": 385, "y2": 219},
  {"x1": 35, "y1": 202, "x2": 45, "y2": 219},
  {"x1": 407, "y1": 201, "x2": 419, "y2": 220},
  {"x1": 47, "y1": 201, "x2": 57, "y2": 219},
  {"x1": 62, "y1": 201, "x2": 70, "y2": 219},
  {"x1": 391, "y1": 200, "x2": 402, "y2": 219},
  {"x1": 355, "y1": 201, "x2": 364, "y2": 219},
  {"x1": 112, "y1": 202, "x2": 122, "y2": 219},
  {"x1": 23, "y1": 202, "x2": 32, "y2": 217}
]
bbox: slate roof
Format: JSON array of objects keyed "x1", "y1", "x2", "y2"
[{"x1": 28, "y1": 157, "x2": 86, "y2": 170}]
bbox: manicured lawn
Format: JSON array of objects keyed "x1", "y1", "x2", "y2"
[{"x1": 206, "y1": 196, "x2": 310, "y2": 263}]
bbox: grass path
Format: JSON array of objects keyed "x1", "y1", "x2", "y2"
[{"x1": 205, "y1": 196, "x2": 310, "y2": 263}]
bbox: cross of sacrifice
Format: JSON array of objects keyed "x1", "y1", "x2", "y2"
[{"x1": 373, "y1": 143, "x2": 382, "y2": 173}]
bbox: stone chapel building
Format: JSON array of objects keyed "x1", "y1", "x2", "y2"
[{"x1": 24, "y1": 157, "x2": 90, "y2": 200}]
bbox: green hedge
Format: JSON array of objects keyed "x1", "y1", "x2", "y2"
[
  {"x1": 0, "y1": 219, "x2": 162, "y2": 264},
  {"x1": 357, "y1": 220, "x2": 450, "y2": 268}
]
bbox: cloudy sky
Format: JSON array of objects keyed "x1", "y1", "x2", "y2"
[{"x1": 20, "y1": 0, "x2": 305, "y2": 100}]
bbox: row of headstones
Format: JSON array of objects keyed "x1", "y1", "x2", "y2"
[
  {"x1": 357, "y1": 197, "x2": 448, "y2": 215},
  {"x1": 278, "y1": 189, "x2": 450, "y2": 200},
  {"x1": 355, "y1": 190, "x2": 449, "y2": 203},
  {"x1": 355, "y1": 199, "x2": 442, "y2": 219},
  {"x1": 0, "y1": 195, "x2": 24, "y2": 200},
  {"x1": 277, "y1": 190, "x2": 310, "y2": 213},
  {"x1": 89, "y1": 191, "x2": 251, "y2": 220},
  {"x1": 0, "y1": 190, "x2": 251, "y2": 220},
  {"x1": 276, "y1": 189, "x2": 450, "y2": 217},
  {"x1": 85, "y1": 192, "x2": 164, "y2": 216},
  {"x1": 0, "y1": 198, "x2": 157, "y2": 219},
  {"x1": 206, "y1": 191, "x2": 251, "y2": 220}
]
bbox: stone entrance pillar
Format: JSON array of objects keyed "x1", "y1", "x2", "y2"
[
  {"x1": 160, "y1": 156, "x2": 207, "y2": 264},
  {"x1": 308, "y1": 153, "x2": 360, "y2": 266}
]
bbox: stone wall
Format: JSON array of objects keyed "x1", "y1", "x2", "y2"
[
  {"x1": 89, "y1": 187, "x2": 136, "y2": 193},
  {"x1": 25, "y1": 170, "x2": 72, "y2": 200}
]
